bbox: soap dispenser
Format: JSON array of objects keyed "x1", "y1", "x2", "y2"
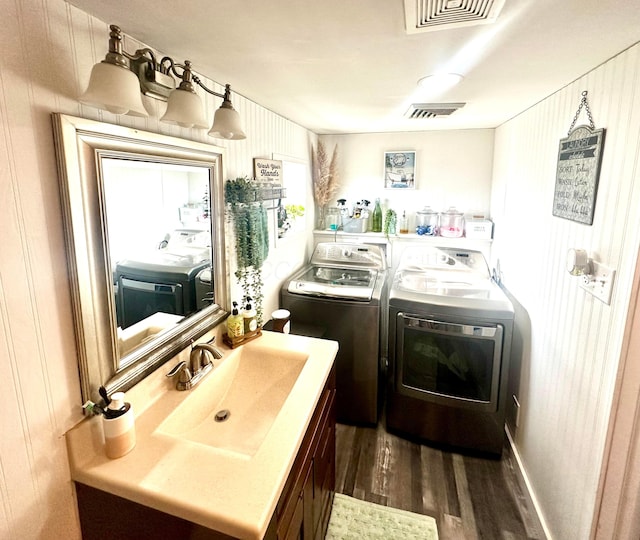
[
  {"x1": 242, "y1": 296, "x2": 258, "y2": 333},
  {"x1": 226, "y1": 301, "x2": 244, "y2": 339},
  {"x1": 102, "y1": 391, "x2": 136, "y2": 459},
  {"x1": 399, "y1": 210, "x2": 409, "y2": 234}
]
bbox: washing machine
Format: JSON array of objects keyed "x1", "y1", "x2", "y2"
[
  {"x1": 281, "y1": 243, "x2": 387, "y2": 425},
  {"x1": 386, "y1": 246, "x2": 514, "y2": 456}
]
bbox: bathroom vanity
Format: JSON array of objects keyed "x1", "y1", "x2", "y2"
[{"x1": 65, "y1": 331, "x2": 338, "y2": 540}]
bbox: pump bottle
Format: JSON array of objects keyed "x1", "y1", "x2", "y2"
[
  {"x1": 243, "y1": 297, "x2": 258, "y2": 333},
  {"x1": 226, "y1": 301, "x2": 244, "y2": 339},
  {"x1": 399, "y1": 210, "x2": 409, "y2": 234},
  {"x1": 102, "y1": 392, "x2": 136, "y2": 459}
]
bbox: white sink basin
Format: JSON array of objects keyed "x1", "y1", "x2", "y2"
[
  {"x1": 117, "y1": 312, "x2": 182, "y2": 356},
  {"x1": 157, "y1": 345, "x2": 308, "y2": 456}
]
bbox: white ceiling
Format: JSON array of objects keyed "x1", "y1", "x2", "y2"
[{"x1": 68, "y1": 0, "x2": 640, "y2": 134}]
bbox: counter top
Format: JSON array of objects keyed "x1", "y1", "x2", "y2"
[{"x1": 65, "y1": 331, "x2": 338, "y2": 539}]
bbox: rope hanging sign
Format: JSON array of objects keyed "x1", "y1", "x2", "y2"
[{"x1": 552, "y1": 91, "x2": 606, "y2": 225}]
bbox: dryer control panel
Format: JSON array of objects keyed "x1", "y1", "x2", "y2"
[{"x1": 398, "y1": 246, "x2": 490, "y2": 276}]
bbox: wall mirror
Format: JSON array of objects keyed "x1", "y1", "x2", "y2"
[{"x1": 52, "y1": 114, "x2": 228, "y2": 405}]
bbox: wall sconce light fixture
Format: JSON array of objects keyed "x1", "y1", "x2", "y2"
[{"x1": 79, "y1": 25, "x2": 246, "y2": 140}]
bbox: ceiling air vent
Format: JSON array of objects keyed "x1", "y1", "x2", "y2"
[
  {"x1": 405, "y1": 103, "x2": 466, "y2": 119},
  {"x1": 404, "y1": 0, "x2": 506, "y2": 34}
]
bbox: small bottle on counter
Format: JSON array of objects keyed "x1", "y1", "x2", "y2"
[
  {"x1": 361, "y1": 200, "x2": 370, "y2": 219},
  {"x1": 371, "y1": 198, "x2": 382, "y2": 232},
  {"x1": 337, "y1": 199, "x2": 349, "y2": 228},
  {"x1": 226, "y1": 301, "x2": 244, "y2": 339},
  {"x1": 103, "y1": 392, "x2": 136, "y2": 459},
  {"x1": 243, "y1": 296, "x2": 258, "y2": 333},
  {"x1": 399, "y1": 211, "x2": 409, "y2": 234}
]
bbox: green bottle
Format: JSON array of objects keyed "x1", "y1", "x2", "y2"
[{"x1": 371, "y1": 198, "x2": 382, "y2": 232}]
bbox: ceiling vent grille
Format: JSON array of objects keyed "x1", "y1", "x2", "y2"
[
  {"x1": 405, "y1": 102, "x2": 466, "y2": 119},
  {"x1": 404, "y1": 0, "x2": 505, "y2": 34}
]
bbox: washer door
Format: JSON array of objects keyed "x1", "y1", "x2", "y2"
[{"x1": 287, "y1": 266, "x2": 377, "y2": 300}]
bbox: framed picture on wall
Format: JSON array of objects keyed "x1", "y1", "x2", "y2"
[{"x1": 384, "y1": 151, "x2": 416, "y2": 189}]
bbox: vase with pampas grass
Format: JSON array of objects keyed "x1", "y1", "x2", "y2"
[{"x1": 312, "y1": 141, "x2": 339, "y2": 229}]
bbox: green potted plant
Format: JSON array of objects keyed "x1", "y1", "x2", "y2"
[
  {"x1": 384, "y1": 208, "x2": 397, "y2": 237},
  {"x1": 225, "y1": 177, "x2": 269, "y2": 324}
]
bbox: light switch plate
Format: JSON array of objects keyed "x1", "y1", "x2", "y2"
[{"x1": 579, "y1": 260, "x2": 616, "y2": 305}]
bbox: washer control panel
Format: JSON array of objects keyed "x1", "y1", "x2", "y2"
[{"x1": 311, "y1": 243, "x2": 386, "y2": 270}]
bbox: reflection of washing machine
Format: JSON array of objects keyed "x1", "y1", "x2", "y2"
[
  {"x1": 387, "y1": 246, "x2": 514, "y2": 456},
  {"x1": 115, "y1": 229, "x2": 211, "y2": 329},
  {"x1": 281, "y1": 243, "x2": 387, "y2": 425}
]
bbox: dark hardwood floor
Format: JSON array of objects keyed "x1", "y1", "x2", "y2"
[{"x1": 335, "y1": 421, "x2": 546, "y2": 540}]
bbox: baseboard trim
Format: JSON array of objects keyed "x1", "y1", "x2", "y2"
[{"x1": 506, "y1": 426, "x2": 553, "y2": 540}]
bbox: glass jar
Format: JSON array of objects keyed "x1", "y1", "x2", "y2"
[
  {"x1": 325, "y1": 207, "x2": 340, "y2": 230},
  {"x1": 415, "y1": 207, "x2": 438, "y2": 236},
  {"x1": 439, "y1": 207, "x2": 464, "y2": 237}
]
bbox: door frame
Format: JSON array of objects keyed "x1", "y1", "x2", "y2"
[{"x1": 592, "y1": 248, "x2": 640, "y2": 539}]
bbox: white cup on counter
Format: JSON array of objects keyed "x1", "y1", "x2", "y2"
[{"x1": 271, "y1": 309, "x2": 291, "y2": 334}]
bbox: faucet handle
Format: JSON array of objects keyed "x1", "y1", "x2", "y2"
[{"x1": 166, "y1": 360, "x2": 192, "y2": 388}]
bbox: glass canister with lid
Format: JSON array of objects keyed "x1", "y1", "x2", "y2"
[
  {"x1": 439, "y1": 207, "x2": 464, "y2": 237},
  {"x1": 415, "y1": 207, "x2": 439, "y2": 236}
]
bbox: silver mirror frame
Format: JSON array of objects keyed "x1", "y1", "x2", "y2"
[{"x1": 52, "y1": 113, "x2": 228, "y2": 405}]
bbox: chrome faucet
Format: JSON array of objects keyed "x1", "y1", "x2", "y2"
[{"x1": 167, "y1": 339, "x2": 223, "y2": 390}]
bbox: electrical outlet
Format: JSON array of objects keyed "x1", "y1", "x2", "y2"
[{"x1": 579, "y1": 260, "x2": 616, "y2": 305}]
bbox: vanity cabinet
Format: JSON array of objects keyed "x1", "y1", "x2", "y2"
[
  {"x1": 276, "y1": 365, "x2": 336, "y2": 540},
  {"x1": 74, "y1": 365, "x2": 336, "y2": 540}
]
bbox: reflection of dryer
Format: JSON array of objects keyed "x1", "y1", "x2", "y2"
[{"x1": 115, "y1": 229, "x2": 211, "y2": 329}]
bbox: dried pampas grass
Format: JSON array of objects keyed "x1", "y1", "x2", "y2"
[{"x1": 312, "y1": 141, "x2": 339, "y2": 207}]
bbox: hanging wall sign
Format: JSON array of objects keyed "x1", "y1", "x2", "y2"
[
  {"x1": 253, "y1": 158, "x2": 283, "y2": 185},
  {"x1": 552, "y1": 91, "x2": 606, "y2": 225}
]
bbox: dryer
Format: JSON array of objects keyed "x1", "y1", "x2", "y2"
[{"x1": 387, "y1": 246, "x2": 514, "y2": 455}]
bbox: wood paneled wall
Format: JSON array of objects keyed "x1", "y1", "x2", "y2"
[
  {"x1": 0, "y1": 1, "x2": 314, "y2": 538},
  {"x1": 491, "y1": 42, "x2": 640, "y2": 539}
]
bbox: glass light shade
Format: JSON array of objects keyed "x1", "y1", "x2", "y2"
[
  {"x1": 79, "y1": 61, "x2": 148, "y2": 117},
  {"x1": 160, "y1": 88, "x2": 208, "y2": 129},
  {"x1": 208, "y1": 106, "x2": 246, "y2": 140}
]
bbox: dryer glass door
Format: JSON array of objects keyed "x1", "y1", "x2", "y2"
[{"x1": 396, "y1": 314, "x2": 503, "y2": 412}]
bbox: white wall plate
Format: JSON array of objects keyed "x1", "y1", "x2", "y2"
[{"x1": 579, "y1": 260, "x2": 616, "y2": 305}]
